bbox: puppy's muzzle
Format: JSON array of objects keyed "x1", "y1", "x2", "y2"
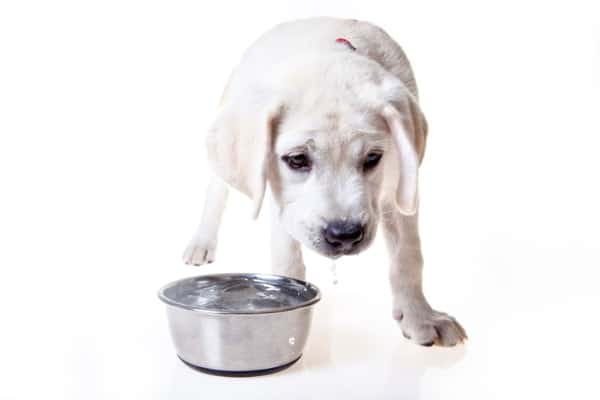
[{"x1": 322, "y1": 220, "x2": 365, "y2": 254}]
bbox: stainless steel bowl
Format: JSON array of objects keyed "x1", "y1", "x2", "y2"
[{"x1": 158, "y1": 273, "x2": 321, "y2": 374}]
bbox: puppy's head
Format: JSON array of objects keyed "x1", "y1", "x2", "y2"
[{"x1": 207, "y1": 57, "x2": 427, "y2": 258}]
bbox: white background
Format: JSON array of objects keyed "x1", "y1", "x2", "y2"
[{"x1": 1, "y1": 1, "x2": 599, "y2": 399}]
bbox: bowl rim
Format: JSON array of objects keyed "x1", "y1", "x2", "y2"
[{"x1": 157, "y1": 272, "x2": 321, "y2": 315}]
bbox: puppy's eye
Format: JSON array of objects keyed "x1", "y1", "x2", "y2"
[
  {"x1": 282, "y1": 153, "x2": 311, "y2": 171},
  {"x1": 363, "y1": 152, "x2": 383, "y2": 172}
]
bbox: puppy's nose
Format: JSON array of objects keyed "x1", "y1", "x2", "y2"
[{"x1": 323, "y1": 220, "x2": 365, "y2": 251}]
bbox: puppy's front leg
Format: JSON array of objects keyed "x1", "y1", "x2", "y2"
[
  {"x1": 182, "y1": 175, "x2": 229, "y2": 265},
  {"x1": 381, "y1": 201, "x2": 467, "y2": 347},
  {"x1": 270, "y1": 202, "x2": 306, "y2": 280}
]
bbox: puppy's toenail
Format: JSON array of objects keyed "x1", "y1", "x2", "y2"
[{"x1": 420, "y1": 341, "x2": 435, "y2": 347}]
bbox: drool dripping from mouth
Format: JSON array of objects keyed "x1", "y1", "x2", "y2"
[{"x1": 330, "y1": 260, "x2": 338, "y2": 285}]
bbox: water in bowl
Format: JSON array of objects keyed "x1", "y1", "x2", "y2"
[{"x1": 173, "y1": 276, "x2": 312, "y2": 313}]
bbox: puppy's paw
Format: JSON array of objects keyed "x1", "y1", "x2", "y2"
[
  {"x1": 394, "y1": 308, "x2": 467, "y2": 347},
  {"x1": 182, "y1": 238, "x2": 217, "y2": 266}
]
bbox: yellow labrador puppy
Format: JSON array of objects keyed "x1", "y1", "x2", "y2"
[{"x1": 183, "y1": 17, "x2": 466, "y2": 347}]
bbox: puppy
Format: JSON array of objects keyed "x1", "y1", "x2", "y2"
[{"x1": 183, "y1": 17, "x2": 466, "y2": 346}]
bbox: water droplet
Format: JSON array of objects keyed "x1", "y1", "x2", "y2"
[{"x1": 330, "y1": 261, "x2": 338, "y2": 285}]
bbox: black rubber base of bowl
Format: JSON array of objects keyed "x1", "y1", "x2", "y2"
[{"x1": 178, "y1": 354, "x2": 302, "y2": 377}]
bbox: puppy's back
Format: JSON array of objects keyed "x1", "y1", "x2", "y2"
[{"x1": 230, "y1": 17, "x2": 418, "y2": 99}]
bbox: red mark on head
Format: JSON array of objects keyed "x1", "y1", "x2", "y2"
[{"x1": 335, "y1": 37, "x2": 356, "y2": 51}]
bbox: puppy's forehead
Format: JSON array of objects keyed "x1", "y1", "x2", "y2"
[
  {"x1": 276, "y1": 128, "x2": 386, "y2": 155},
  {"x1": 276, "y1": 109, "x2": 388, "y2": 153}
]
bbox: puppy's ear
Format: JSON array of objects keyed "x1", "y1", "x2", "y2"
[
  {"x1": 206, "y1": 98, "x2": 282, "y2": 219},
  {"x1": 382, "y1": 93, "x2": 428, "y2": 216}
]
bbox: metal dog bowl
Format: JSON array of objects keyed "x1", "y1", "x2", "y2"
[{"x1": 158, "y1": 273, "x2": 321, "y2": 375}]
